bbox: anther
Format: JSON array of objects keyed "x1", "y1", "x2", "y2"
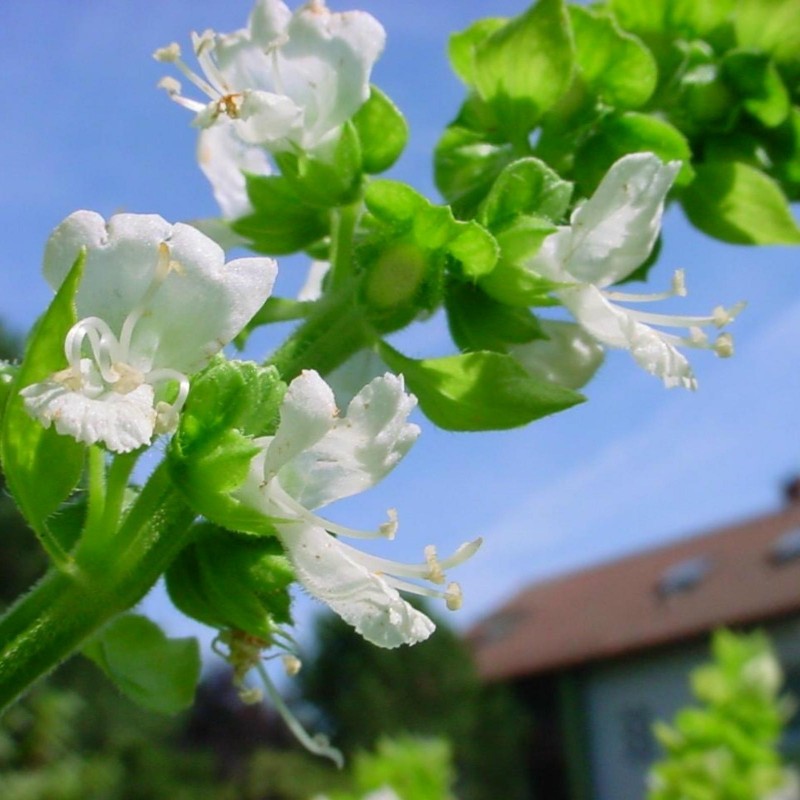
[
  {"x1": 423, "y1": 545, "x2": 446, "y2": 584},
  {"x1": 445, "y1": 582, "x2": 463, "y2": 611}
]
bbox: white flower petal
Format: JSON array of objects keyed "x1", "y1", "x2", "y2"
[
  {"x1": 197, "y1": 121, "x2": 271, "y2": 219},
  {"x1": 277, "y1": 373, "x2": 420, "y2": 510},
  {"x1": 22, "y1": 368, "x2": 157, "y2": 453},
  {"x1": 236, "y1": 90, "x2": 304, "y2": 148},
  {"x1": 558, "y1": 153, "x2": 680, "y2": 287},
  {"x1": 561, "y1": 285, "x2": 696, "y2": 389},
  {"x1": 279, "y1": 4, "x2": 386, "y2": 149},
  {"x1": 510, "y1": 319, "x2": 604, "y2": 390},
  {"x1": 281, "y1": 523, "x2": 435, "y2": 648},
  {"x1": 248, "y1": 0, "x2": 292, "y2": 46},
  {"x1": 263, "y1": 369, "x2": 338, "y2": 477},
  {"x1": 44, "y1": 212, "x2": 172, "y2": 335},
  {"x1": 44, "y1": 212, "x2": 276, "y2": 376}
]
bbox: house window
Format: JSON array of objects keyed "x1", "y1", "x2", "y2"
[{"x1": 620, "y1": 706, "x2": 658, "y2": 764}]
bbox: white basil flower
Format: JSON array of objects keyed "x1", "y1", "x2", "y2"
[
  {"x1": 510, "y1": 320, "x2": 604, "y2": 390},
  {"x1": 22, "y1": 212, "x2": 276, "y2": 453},
  {"x1": 236, "y1": 369, "x2": 481, "y2": 648},
  {"x1": 525, "y1": 153, "x2": 744, "y2": 389},
  {"x1": 155, "y1": 0, "x2": 385, "y2": 158}
]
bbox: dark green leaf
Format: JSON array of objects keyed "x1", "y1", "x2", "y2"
[
  {"x1": 1, "y1": 252, "x2": 86, "y2": 536},
  {"x1": 167, "y1": 525, "x2": 293, "y2": 638},
  {"x1": 574, "y1": 112, "x2": 693, "y2": 195},
  {"x1": 84, "y1": 614, "x2": 201, "y2": 715},
  {"x1": 474, "y1": 0, "x2": 575, "y2": 140},
  {"x1": 722, "y1": 50, "x2": 790, "y2": 128},
  {"x1": 378, "y1": 341, "x2": 583, "y2": 432},
  {"x1": 274, "y1": 124, "x2": 363, "y2": 208},
  {"x1": 352, "y1": 86, "x2": 408, "y2": 174},
  {"x1": 682, "y1": 161, "x2": 800, "y2": 244},
  {"x1": 445, "y1": 281, "x2": 544, "y2": 352},
  {"x1": 570, "y1": 6, "x2": 657, "y2": 109},
  {"x1": 234, "y1": 175, "x2": 329, "y2": 254}
]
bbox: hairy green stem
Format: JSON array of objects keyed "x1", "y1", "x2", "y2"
[
  {"x1": 265, "y1": 289, "x2": 374, "y2": 382},
  {"x1": 0, "y1": 465, "x2": 195, "y2": 713},
  {"x1": 328, "y1": 202, "x2": 360, "y2": 292}
]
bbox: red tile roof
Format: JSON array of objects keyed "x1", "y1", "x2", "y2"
[{"x1": 469, "y1": 501, "x2": 800, "y2": 681}]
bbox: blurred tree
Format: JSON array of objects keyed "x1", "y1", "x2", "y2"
[{"x1": 298, "y1": 603, "x2": 531, "y2": 800}]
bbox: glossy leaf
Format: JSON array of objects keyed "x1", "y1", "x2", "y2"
[
  {"x1": 378, "y1": 341, "x2": 583, "y2": 431},
  {"x1": 570, "y1": 6, "x2": 657, "y2": 109},
  {"x1": 352, "y1": 86, "x2": 408, "y2": 174},
  {"x1": 448, "y1": 18, "x2": 507, "y2": 86},
  {"x1": 234, "y1": 175, "x2": 329, "y2": 254},
  {"x1": 445, "y1": 281, "x2": 544, "y2": 353},
  {"x1": 682, "y1": 161, "x2": 800, "y2": 244},
  {"x1": 166, "y1": 525, "x2": 293, "y2": 638},
  {"x1": 474, "y1": 0, "x2": 574, "y2": 140},
  {"x1": 434, "y1": 125, "x2": 516, "y2": 218}
]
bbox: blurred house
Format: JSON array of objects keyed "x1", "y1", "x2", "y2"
[{"x1": 469, "y1": 479, "x2": 800, "y2": 800}]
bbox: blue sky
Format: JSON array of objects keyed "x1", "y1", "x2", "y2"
[{"x1": 1, "y1": 1, "x2": 799, "y2": 647}]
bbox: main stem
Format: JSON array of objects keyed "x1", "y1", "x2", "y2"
[{"x1": 0, "y1": 465, "x2": 195, "y2": 713}]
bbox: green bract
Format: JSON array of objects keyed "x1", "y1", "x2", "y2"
[
  {"x1": 168, "y1": 358, "x2": 286, "y2": 535},
  {"x1": 166, "y1": 523, "x2": 294, "y2": 639}
]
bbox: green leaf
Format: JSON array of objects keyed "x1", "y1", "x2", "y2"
[
  {"x1": 363, "y1": 181, "x2": 498, "y2": 278},
  {"x1": 722, "y1": 50, "x2": 790, "y2": 128},
  {"x1": 434, "y1": 125, "x2": 516, "y2": 219},
  {"x1": 474, "y1": 0, "x2": 575, "y2": 140},
  {"x1": 168, "y1": 360, "x2": 286, "y2": 535},
  {"x1": 574, "y1": 112, "x2": 693, "y2": 195},
  {"x1": 480, "y1": 216, "x2": 560, "y2": 307},
  {"x1": 84, "y1": 614, "x2": 201, "y2": 715},
  {"x1": 570, "y1": 7, "x2": 657, "y2": 109},
  {"x1": 274, "y1": 123, "x2": 363, "y2": 208},
  {"x1": 478, "y1": 157, "x2": 573, "y2": 230},
  {"x1": 352, "y1": 86, "x2": 408, "y2": 174},
  {"x1": 610, "y1": 0, "x2": 735, "y2": 38},
  {"x1": 378, "y1": 341, "x2": 583, "y2": 432},
  {"x1": 447, "y1": 222, "x2": 499, "y2": 279},
  {"x1": 1, "y1": 252, "x2": 86, "y2": 537},
  {"x1": 234, "y1": 175, "x2": 329, "y2": 254},
  {"x1": 166, "y1": 524, "x2": 294, "y2": 637},
  {"x1": 682, "y1": 161, "x2": 800, "y2": 244},
  {"x1": 736, "y1": 0, "x2": 800, "y2": 68},
  {"x1": 445, "y1": 281, "x2": 544, "y2": 352},
  {"x1": 448, "y1": 18, "x2": 507, "y2": 86}
]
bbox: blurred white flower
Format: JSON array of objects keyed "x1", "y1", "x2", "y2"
[{"x1": 156, "y1": 0, "x2": 385, "y2": 157}]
